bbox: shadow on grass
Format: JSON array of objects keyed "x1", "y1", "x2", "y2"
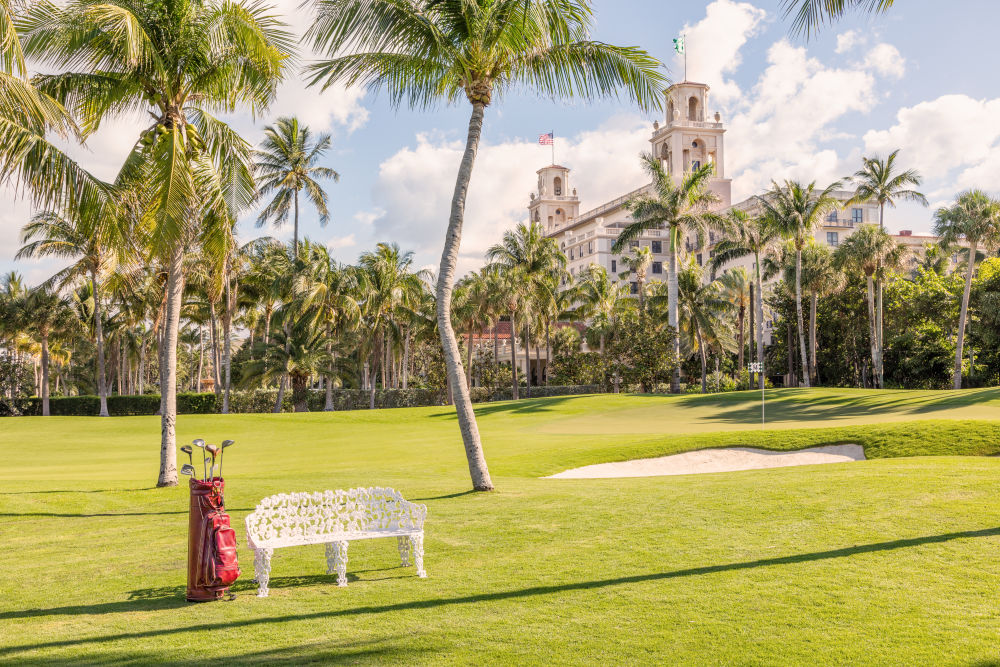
[
  {"x1": 427, "y1": 395, "x2": 586, "y2": 420},
  {"x1": 4, "y1": 525, "x2": 998, "y2": 656},
  {"x1": 0, "y1": 508, "x2": 253, "y2": 518},
  {"x1": 412, "y1": 490, "x2": 477, "y2": 501}
]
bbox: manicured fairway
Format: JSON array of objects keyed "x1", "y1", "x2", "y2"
[{"x1": 2, "y1": 388, "x2": 1000, "y2": 664}]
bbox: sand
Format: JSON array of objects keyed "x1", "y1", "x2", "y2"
[{"x1": 546, "y1": 444, "x2": 866, "y2": 479}]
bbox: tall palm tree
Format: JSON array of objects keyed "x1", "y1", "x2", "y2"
[
  {"x1": 717, "y1": 267, "x2": 751, "y2": 374},
  {"x1": 665, "y1": 259, "x2": 732, "y2": 393},
  {"x1": 24, "y1": 286, "x2": 78, "y2": 415},
  {"x1": 786, "y1": 242, "x2": 840, "y2": 384},
  {"x1": 759, "y1": 180, "x2": 840, "y2": 388},
  {"x1": 834, "y1": 224, "x2": 903, "y2": 389},
  {"x1": 255, "y1": 117, "x2": 339, "y2": 260},
  {"x1": 16, "y1": 205, "x2": 131, "y2": 416},
  {"x1": 572, "y1": 264, "x2": 633, "y2": 355},
  {"x1": 934, "y1": 190, "x2": 1000, "y2": 389},
  {"x1": 619, "y1": 245, "x2": 653, "y2": 311},
  {"x1": 306, "y1": 0, "x2": 664, "y2": 492},
  {"x1": 847, "y1": 149, "x2": 926, "y2": 385},
  {"x1": 614, "y1": 158, "x2": 720, "y2": 393},
  {"x1": 22, "y1": 0, "x2": 292, "y2": 486},
  {"x1": 709, "y1": 208, "x2": 782, "y2": 389},
  {"x1": 487, "y1": 221, "x2": 566, "y2": 395}
]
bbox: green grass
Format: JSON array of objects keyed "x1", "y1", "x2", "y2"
[{"x1": 2, "y1": 387, "x2": 1000, "y2": 664}]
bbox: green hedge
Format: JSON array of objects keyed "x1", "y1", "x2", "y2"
[{"x1": 4, "y1": 384, "x2": 604, "y2": 416}]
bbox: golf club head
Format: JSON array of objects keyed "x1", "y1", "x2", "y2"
[
  {"x1": 192, "y1": 438, "x2": 206, "y2": 450},
  {"x1": 206, "y1": 444, "x2": 219, "y2": 456},
  {"x1": 180, "y1": 464, "x2": 196, "y2": 476},
  {"x1": 180, "y1": 445, "x2": 192, "y2": 455},
  {"x1": 221, "y1": 439, "x2": 234, "y2": 448}
]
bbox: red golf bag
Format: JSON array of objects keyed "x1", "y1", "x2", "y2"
[{"x1": 186, "y1": 477, "x2": 241, "y2": 602}]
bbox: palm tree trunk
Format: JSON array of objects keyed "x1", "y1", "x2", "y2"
[
  {"x1": 466, "y1": 329, "x2": 474, "y2": 388},
  {"x1": 222, "y1": 274, "x2": 233, "y2": 414},
  {"x1": 157, "y1": 246, "x2": 184, "y2": 487},
  {"x1": 209, "y1": 303, "x2": 221, "y2": 396},
  {"x1": 755, "y1": 259, "x2": 765, "y2": 392},
  {"x1": 91, "y1": 270, "x2": 109, "y2": 417},
  {"x1": 668, "y1": 232, "x2": 680, "y2": 393},
  {"x1": 638, "y1": 277, "x2": 645, "y2": 312},
  {"x1": 401, "y1": 329, "x2": 410, "y2": 390},
  {"x1": 865, "y1": 275, "x2": 880, "y2": 389},
  {"x1": 749, "y1": 282, "x2": 755, "y2": 385},
  {"x1": 274, "y1": 374, "x2": 286, "y2": 413},
  {"x1": 41, "y1": 334, "x2": 50, "y2": 416},
  {"x1": 794, "y1": 248, "x2": 810, "y2": 388},
  {"x1": 325, "y1": 326, "x2": 335, "y2": 411},
  {"x1": 509, "y1": 310, "x2": 519, "y2": 400},
  {"x1": 696, "y1": 325, "x2": 707, "y2": 393},
  {"x1": 810, "y1": 291, "x2": 818, "y2": 384},
  {"x1": 197, "y1": 323, "x2": 204, "y2": 392},
  {"x1": 293, "y1": 189, "x2": 300, "y2": 260},
  {"x1": 535, "y1": 331, "x2": 542, "y2": 388},
  {"x1": 736, "y1": 303, "x2": 745, "y2": 373},
  {"x1": 433, "y1": 101, "x2": 493, "y2": 491},
  {"x1": 954, "y1": 240, "x2": 977, "y2": 389},
  {"x1": 545, "y1": 319, "x2": 551, "y2": 386},
  {"x1": 876, "y1": 279, "x2": 884, "y2": 388},
  {"x1": 524, "y1": 322, "x2": 531, "y2": 397}
]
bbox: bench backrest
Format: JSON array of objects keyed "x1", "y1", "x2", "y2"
[{"x1": 245, "y1": 487, "x2": 427, "y2": 546}]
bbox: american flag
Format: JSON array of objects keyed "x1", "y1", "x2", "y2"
[{"x1": 538, "y1": 132, "x2": 554, "y2": 145}]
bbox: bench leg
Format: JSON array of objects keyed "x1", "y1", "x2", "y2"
[
  {"x1": 333, "y1": 540, "x2": 349, "y2": 587},
  {"x1": 397, "y1": 536, "x2": 411, "y2": 567},
  {"x1": 409, "y1": 534, "x2": 426, "y2": 578},
  {"x1": 254, "y1": 548, "x2": 273, "y2": 597},
  {"x1": 325, "y1": 542, "x2": 338, "y2": 575}
]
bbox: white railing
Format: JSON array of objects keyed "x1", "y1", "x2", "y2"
[{"x1": 575, "y1": 184, "x2": 651, "y2": 223}]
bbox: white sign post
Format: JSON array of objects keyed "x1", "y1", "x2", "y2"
[{"x1": 748, "y1": 362, "x2": 764, "y2": 426}]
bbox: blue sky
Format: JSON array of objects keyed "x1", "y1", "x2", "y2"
[{"x1": 3, "y1": 0, "x2": 999, "y2": 282}]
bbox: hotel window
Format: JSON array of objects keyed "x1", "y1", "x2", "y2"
[
  {"x1": 651, "y1": 240, "x2": 662, "y2": 253},
  {"x1": 827, "y1": 210, "x2": 838, "y2": 223},
  {"x1": 852, "y1": 208, "x2": 863, "y2": 224},
  {"x1": 696, "y1": 253, "x2": 703, "y2": 266},
  {"x1": 652, "y1": 261, "x2": 663, "y2": 274},
  {"x1": 611, "y1": 259, "x2": 617, "y2": 273},
  {"x1": 827, "y1": 231, "x2": 839, "y2": 246},
  {"x1": 569, "y1": 247, "x2": 574, "y2": 260},
  {"x1": 629, "y1": 240, "x2": 639, "y2": 249},
  {"x1": 588, "y1": 241, "x2": 594, "y2": 254},
  {"x1": 630, "y1": 282, "x2": 638, "y2": 294}
]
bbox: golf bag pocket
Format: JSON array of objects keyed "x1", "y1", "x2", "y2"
[{"x1": 203, "y1": 512, "x2": 241, "y2": 588}]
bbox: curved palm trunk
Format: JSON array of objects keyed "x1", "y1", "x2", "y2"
[
  {"x1": 865, "y1": 275, "x2": 880, "y2": 389},
  {"x1": 668, "y1": 232, "x2": 680, "y2": 393},
  {"x1": 794, "y1": 248, "x2": 810, "y2": 388},
  {"x1": 40, "y1": 334, "x2": 50, "y2": 416},
  {"x1": 91, "y1": 270, "x2": 109, "y2": 417},
  {"x1": 954, "y1": 240, "x2": 978, "y2": 389},
  {"x1": 435, "y1": 101, "x2": 493, "y2": 491},
  {"x1": 157, "y1": 246, "x2": 184, "y2": 487},
  {"x1": 809, "y1": 291, "x2": 818, "y2": 384},
  {"x1": 695, "y1": 324, "x2": 707, "y2": 393},
  {"x1": 466, "y1": 328, "x2": 474, "y2": 388}
]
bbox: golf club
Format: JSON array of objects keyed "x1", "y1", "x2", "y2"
[
  {"x1": 180, "y1": 463, "x2": 196, "y2": 478},
  {"x1": 181, "y1": 445, "x2": 193, "y2": 469},
  {"x1": 192, "y1": 439, "x2": 207, "y2": 480},
  {"x1": 218, "y1": 440, "x2": 234, "y2": 480},
  {"x1": 206, "y1": 444, "x2": 220, "y2": 481}
]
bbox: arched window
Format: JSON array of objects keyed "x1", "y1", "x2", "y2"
[
  {"x1": 534, "y1": 210, "x2": 540, "y2": 222},
  {"x1": 553, "y1": 176, "x2": 563, "y2": 196},
  {"x1": 688, "y1": 96, "x2": 698, "y2": 121}
]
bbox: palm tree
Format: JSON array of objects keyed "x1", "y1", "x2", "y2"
[
  {"x1": 16, "y1": 205, "x2": 131, "y2": 416},
  {"x1": 834, "y1": 224, "x2": 904, "y2": 389},
  {"x1": 244, "y1": 317, "x2": 329, "y2": 412},
  {"x1": 666, "y1": 259, "x2": 732, "y2": 393},
  {"x1": 759, "y1": 180, "x2": 840, "y2": 388},
  {"x1": 619, "y1": 245, "x2": 653, "y2": 311},
  {"x1": 782, "y1": 0, "x2": 896, "y2": 36},
  {"x1": 572, "y1": 264, "x2": 633, "y2": 355},
  {"x1": 709, "y1": 209, "x2": 782, "y2": 389},
  {"x1": 847, "y1": 150, "x2": 927, "y2": 386},
  {"x1": 487, "y1": 221, "x2": 566, "y2": 395},
  {"x1": 306, "y1": 0, "x2": 664, "y2": 492},
  {"x1": 255, "y1": 117, "x2": 340, "y2": 260},
  {"x1": 613, "y1": 158, "x2": 721, "y2": 392},
  {"x1": 23, "y1": 0, "x2": 292, "y2": 486},
  {"x1": 934, "y1": 190, "x2": 1000, "y2": 389},
  {"x1": 24, "y1": 287, "x2": 78, "y2": 415},
  {"x1": 785, "y1": 242, "x2": 840, "y2": 384},
  {"x1": 717, "y1": 267, "x2": 751, "y2": 374}
]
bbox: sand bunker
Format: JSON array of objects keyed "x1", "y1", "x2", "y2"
[{"x1": 547, "y1": 444, "x2": 865, "y2": 479}]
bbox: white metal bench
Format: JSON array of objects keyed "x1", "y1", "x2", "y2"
[{"x1": 245, "y1": 487, "x2": 427, "y2": 597}]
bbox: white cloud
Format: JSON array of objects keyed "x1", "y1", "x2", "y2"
[
  {"x1": 864, "y1": 44, "x2": 905, "y2": 79},
  {"x1": 677, "y1": 0, "x2": 768, "y2": 104},
  {"x1": 326, "y1": 233, "x2": 356, "y2": 250},
  {"x1": 863, "y1": 94, "x2": 1000, "y2": 196},
  {"x1": 835, "y1": 30, "x2": 860, "y2": 54},
  {"x1": 367, "y1": 116, "x2": 651, "y2": 275}
]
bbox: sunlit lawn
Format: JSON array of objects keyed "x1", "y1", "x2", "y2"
[{"x1": 2, "y1": 388, "x2": 1000, "y2": 664}]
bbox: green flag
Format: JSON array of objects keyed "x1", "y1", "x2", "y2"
[{"x1": 673, "y1": 37, "x2": 685, "y2": 54}]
